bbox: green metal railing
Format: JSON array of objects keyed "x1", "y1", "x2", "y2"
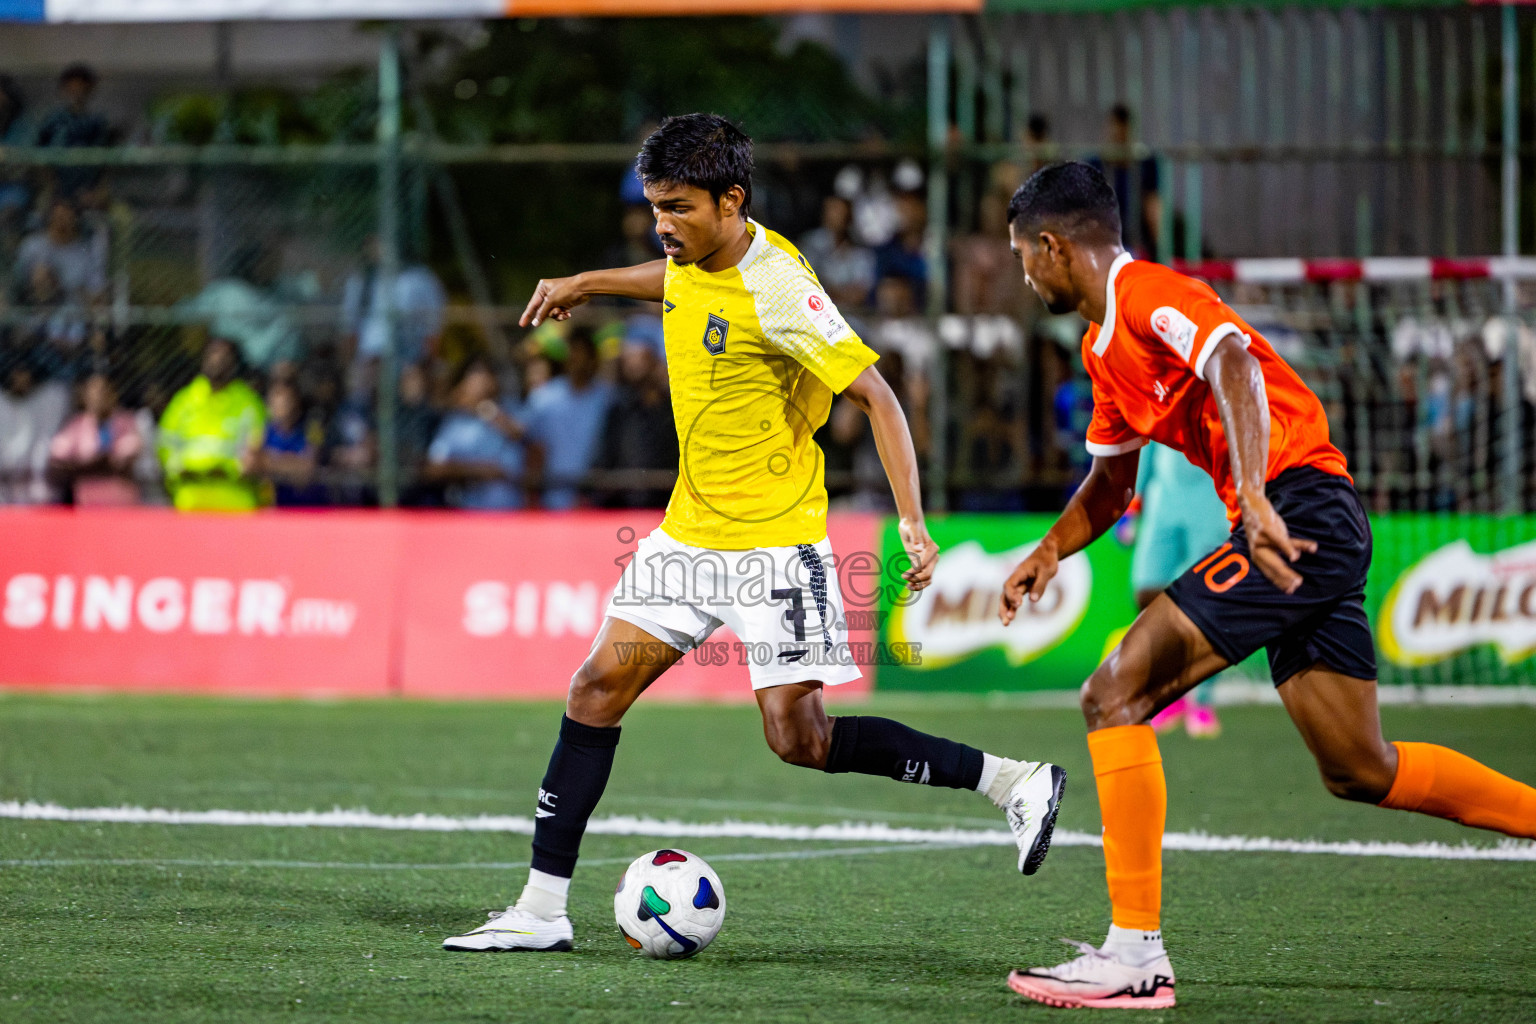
[{"x1": 1, "y1": 7, "x2": 1529, "y2": 513}]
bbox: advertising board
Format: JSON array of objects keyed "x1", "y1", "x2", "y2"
[
  {"x1": 878, "y1": 513, "x2": 1536, "y2": 692},
  {"x1": 0, "y1": 508, "x2": 879, "y2": 700}
]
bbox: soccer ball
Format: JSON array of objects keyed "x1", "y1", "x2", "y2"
[{"x1": 613, "y1": 849, "x2": 725, "y2": 959}]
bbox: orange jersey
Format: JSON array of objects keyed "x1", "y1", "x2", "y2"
[{"x1": 1081, "y1": 254, "x2": 1350, "y2": 520}]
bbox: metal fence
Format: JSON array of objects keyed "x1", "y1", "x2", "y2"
[
  {"x1": 0, "y1": 9, "x2": 1532, "y2": 516},
  {"x1": 0, "y1": 141, "x2": 954, "y2": 510},
  {"x1": 942, "y1": 4, "x2": 1531, "y2": 260},
  {"x1": 835, "y1": 267, "x2": 1531, "y2": 516}
]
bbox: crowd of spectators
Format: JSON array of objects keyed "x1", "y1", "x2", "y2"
[
  {"x1": 0, "y1": 63, "x2": 691, "y2": 513},
  {"x1": 1, "y1": 64, "x2": 121, "y2": 505},
  {"x1": 0, "y1": 70, "x2": 1174, "y2": 514},
  {"x1": 10, "y1": 314, "x2": 693, "y2": 512},
  {"x1": 3, "y1": 68, "x2": 1515, "y2": 516}
]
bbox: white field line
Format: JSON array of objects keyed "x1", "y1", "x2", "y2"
[
  {"x1": 1, "y1": 800, "x2": 1031, "y2": 844},
  {"x1": 151, "y1": 783, "x2": 1009, "y2": 828},
  {"x1": 0, "y1": 843, "x2": 969, "y2": 873},
  {"x1": 3, "y1": 800, "x2": 1535, "y2": 862}
]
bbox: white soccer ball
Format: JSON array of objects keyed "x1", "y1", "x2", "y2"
[{"x1": 613, "y1": 848, "x2": 725, "y2": 959}]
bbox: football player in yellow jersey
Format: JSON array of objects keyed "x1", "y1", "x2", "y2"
[{"x1": 443, "y1": 114, "x2": 1066, "y2": 954}]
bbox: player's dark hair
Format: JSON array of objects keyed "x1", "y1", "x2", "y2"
[
  {"x1": 636, "y1": 113, "x2": 753, "y2": 214},
  {"x1": 1007, "y1": 161, "x2": 1122, "y2": 242}
]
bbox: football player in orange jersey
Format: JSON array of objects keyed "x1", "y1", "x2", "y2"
[{"x1": 996, "y1": 162, "x2": 1536, "y2": 1010}]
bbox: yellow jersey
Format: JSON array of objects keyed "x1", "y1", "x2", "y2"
[{"x1": 659, "y1": 219, "x2": 879, "y2": 549}]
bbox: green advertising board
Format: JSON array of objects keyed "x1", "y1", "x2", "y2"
[
  {"x1": 877, "y1": 514, "x2": 1139, "y2": 693},
  {"x1": 1370, "y1": 515, "x2": 1536, "y2": 688},
  {"x1": 877, "y1": 513, "x2": 1536, "y2": 693}
]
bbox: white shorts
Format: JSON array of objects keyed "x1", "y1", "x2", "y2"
[{"x1": 604, "y1": 527, "x2": 863, "y2": 691}]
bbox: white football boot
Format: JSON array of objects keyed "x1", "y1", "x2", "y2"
[
  {"x1": 988, "y1": 759, "x2": 1067, "y2": 874},
  {"x1": 1007, "y1": 939, "x2": 1176, "y2": 1009},
  {"x1": 441, "y1": 905, "x2": 573, "y2": 952}
]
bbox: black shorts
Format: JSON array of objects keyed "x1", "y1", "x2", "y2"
[{"x1": 1165, "y1": 466, "x2": 1377, "y2": 686}]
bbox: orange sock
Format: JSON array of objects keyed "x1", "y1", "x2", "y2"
[
  {"x1": 1380, "y1": 741, "x2": 1536, "y2": 839},
  {"x1": 1087, "y1": 724, "x2": 1166, "y2": 931}
]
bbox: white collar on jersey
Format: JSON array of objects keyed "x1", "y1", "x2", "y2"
[
  {"x1": 1091, "y1": 250, "x2": 1136, "y2": 357},
  {"x1": 737, "y1": 218, "x2": 769, "y2": 271}
]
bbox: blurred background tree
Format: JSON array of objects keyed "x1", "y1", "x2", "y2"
[
  {"x1": 424, "y1": 17, "x2": 906, "y2": 145},
  {"x1": 145, "y1": 17, "x2": 911, "y2": 300}
]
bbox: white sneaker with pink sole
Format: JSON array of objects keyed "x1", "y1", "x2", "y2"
[{"x1": 1008, "y1": 940, "x2": 1177, "y2": 1009}]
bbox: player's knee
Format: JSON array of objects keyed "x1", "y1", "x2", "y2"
[
  {"x1": 567, "y1": 660, "x2": 600, "y2": 702},
  {"x1": 566, "y1": 659, "x2": 627, "y2": 727},
  {"x1": 762, "y1": 715, "x2": 829, "y2": 769},
  {"x1": 1080, "y1": 664, "x2": 1143, "y2": 729},
  {"x1": 1078, "y1": 677, "x2": 1105, "y2": 724}
]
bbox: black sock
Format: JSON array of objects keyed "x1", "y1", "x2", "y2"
[
  {"x1": 824, "y1": 716, "x2": 985, "y2": 790},
  {"x1": 529, "y1": 715, "x2": 621, "y2": 878}
]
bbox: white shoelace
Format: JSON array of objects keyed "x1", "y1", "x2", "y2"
[
  {"x1": 483, "y1": 906, "x2": 529, "y2": 924},
  {"x1": 1042, "y1": 939, "x2": 1118, "y2": 979}
]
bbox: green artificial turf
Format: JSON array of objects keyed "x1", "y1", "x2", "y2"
[{"x1": 1, "y1": 693, "x2": 1533, "y2": 1023}]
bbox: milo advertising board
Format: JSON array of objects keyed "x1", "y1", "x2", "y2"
[
  {"x1": 877, "y1": 515, "x2": 1139, "y2": 693},
  {"x1": 1372, "y1": 516, "x2": 1536, "y2": 687},
  {"x1": 877, "y1": 513, "x2": 1536, "y2": 693}
]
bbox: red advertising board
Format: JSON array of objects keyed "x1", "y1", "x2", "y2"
[
  {"x1": 0, "y1": 508, "x2": 399, "y2": 696},
  {"x1": 397, "y1": 510, "x2": 878, "y2": 701},
  {"x1": 0, "y1": 508, "x2": 879, "y2": 701}
]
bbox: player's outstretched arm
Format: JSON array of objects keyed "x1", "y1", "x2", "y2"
[
  {"x1": 1204, "y1": 335, "x2": 1317, "y2": 594},
  {"x1": 842, "y1": 365, "x2": 938, "y2": 592},
  {"x1": 519, "y1": 260, "x2": 667, "y2": 327},
  {"x1": 998, "y1": 451, "x2": 1139, "y2": 625}
]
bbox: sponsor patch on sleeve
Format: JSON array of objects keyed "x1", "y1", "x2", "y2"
[
  {"x1": 803, "y1": 291, "x2": 852, "y2": 343},
  {"x1": 1149, "y1": 306, "x2": 1199, "y2": 363}
]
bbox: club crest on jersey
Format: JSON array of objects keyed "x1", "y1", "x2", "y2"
[{"x1": 702, "y1": 313, "x2": 729, "y2": 356}]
